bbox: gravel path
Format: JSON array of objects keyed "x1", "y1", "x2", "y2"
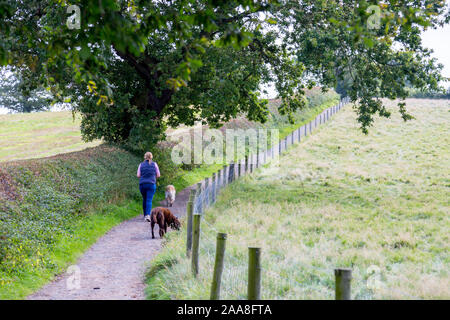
[{"x1": 28, "y1": 183, "x2": 196, "y2": 300}]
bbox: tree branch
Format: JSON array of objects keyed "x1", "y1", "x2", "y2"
[{"x1": 113, "y1": 46, "x2": 152, "y2": 83}]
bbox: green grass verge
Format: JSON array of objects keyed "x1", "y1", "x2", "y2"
[
  {"x1": 0, "y1": 200, "x2": 140, "y2": 299},
  {"x1": 276, "y1": 98, "x2": 338, "y2": 140},
  {"x1": 145, "y1": 98, "x2": 450, "y2": 300}
]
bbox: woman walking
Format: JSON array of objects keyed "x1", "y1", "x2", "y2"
[{"x1": 137, "y1": 152, "x2": 160, "y2": 221}]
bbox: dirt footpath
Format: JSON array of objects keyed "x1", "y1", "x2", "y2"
[{"x1": 28, "y1": 184, "x2": 196, "y2": 300}]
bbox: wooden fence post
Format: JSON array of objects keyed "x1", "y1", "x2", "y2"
[
  {"x1": 228, "y1": 163, "x2": 235, "y2": 183},
  {"x1": 191, "y1": 213, "x2": 201, "y2": 277},
  {"x1": 205, "y1": 177, "x2": 210, "y2": 207},
  {"x1": 188, "y1": 188, "x2": 196, "y2": 202},
  {"x1": 196, "y1": 182, "x2": 202, "y2": 214},
  {"x1": 238, "y1": 161, "x2": 242, "y2": 178},
  {"x1": 210, "y1": 233, "x2": 227, "y2": 300},
  {"x1": 212, "y1": 172, "x2": 216, "y2": 204},
  {"x1": 256, "y1": 142, "x2": 259, "y2": 168},
  {"x1": 248, "y1": 247, "x2": 261, "y2": 300},
  {"x1": 222, "y1": 165, "x2": 227, "y2": 186},
  {"x1": 335, "y1": 268, "x2": 352, "y2": 300},
  {"x1": 186, "y1": 198, "x2": 194, "y2": 257}
]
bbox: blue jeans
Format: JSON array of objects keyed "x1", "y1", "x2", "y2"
[{"x1": 139, "y1": 183, "x2": 156, "y2": 216}]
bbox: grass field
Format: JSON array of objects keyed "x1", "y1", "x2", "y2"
[
  {"x1": 0, "y1": 111, "x2": 101, "y2": 162},
  {"x1": 146, "y1": 98, "x2": 450, "y2": 300}
]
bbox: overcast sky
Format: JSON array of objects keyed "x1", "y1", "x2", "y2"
[{"x1": 421, "y1": 23, "x2": 450, "y2": 83}]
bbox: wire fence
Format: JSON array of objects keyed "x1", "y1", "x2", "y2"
[
  {"x1": 191, "y1": 96, "x2": 350, "y2": 215},
  {"x1": 182, "y1": 97, "x2": 417, "y2": 300}
]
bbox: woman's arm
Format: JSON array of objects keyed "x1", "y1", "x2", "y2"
[
  {"x1": 137, "y1": 164, "x2": 141, "y2": 178},
  {"x1": 155, "y1": 163, "x2": 161, "y2": 178}
]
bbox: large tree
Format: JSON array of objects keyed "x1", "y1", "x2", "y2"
[{"x1": 1, "y1": 1, "x2": 448, "y2": 151}]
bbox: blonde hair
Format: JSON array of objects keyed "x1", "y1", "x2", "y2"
[{"x1": 144, "y1": 152, "x2": 153, "y2": 161}]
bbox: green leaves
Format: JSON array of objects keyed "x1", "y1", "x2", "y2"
[{"x1": 1, "y1": 0, "x2": 447, "y2": 146}]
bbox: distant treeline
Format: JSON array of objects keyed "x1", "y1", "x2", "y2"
[{"x1": 407, "y1": 87, "x2": 450, "y2": 99}]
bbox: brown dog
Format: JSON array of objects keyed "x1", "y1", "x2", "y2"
[{"x1": 150, "y1": 207, "x2": 181, "y2": 239}]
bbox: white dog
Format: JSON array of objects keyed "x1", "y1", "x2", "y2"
[{"x1": 165, "y1": 185, "x2": 176, "y2": 207}]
